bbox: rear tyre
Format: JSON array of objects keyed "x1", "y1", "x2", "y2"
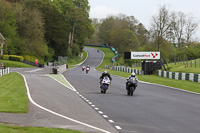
[
  {"x1": 130, "y1": 86, "x2": 133, "y2": 96},
  {"x1": 127, "y1": 91, "x2": 130, "y2": 95},
  {"x1": 130, "y1": 90, "x2": 133, "y2": 96}
]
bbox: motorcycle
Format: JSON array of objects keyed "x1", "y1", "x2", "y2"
[
  {"x1": 100, "y1": 76, "x2": 111, "y2": 94},
  {"x1": 126, "y1": 77, "x2": 138, "y2": 96},
  {"x1": 82, "y1": 66, "x2": 85, "y2": 71},
  {"x1": 86, "y1": 67, "x2": 90, "y2": 74}
]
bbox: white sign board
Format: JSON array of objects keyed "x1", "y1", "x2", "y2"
[{"x1": 131, "y1": 52, "x2": 160, "y2": 59}]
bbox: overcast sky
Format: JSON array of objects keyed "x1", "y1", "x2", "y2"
[{"x1": 88, "y1": 0, "x2": 200, "y2": 39}]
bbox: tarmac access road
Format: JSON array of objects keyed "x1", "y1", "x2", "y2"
[
  {"x1": 4, "y1": 65, "x2": 119, "y2": 133},
  {"x1": 63, "y1": 47, "x2": 200, "y2": 133}
]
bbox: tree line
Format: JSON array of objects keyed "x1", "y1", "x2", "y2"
[
  {"x1": 88, "y1": 5, "x2": 200, "y2": 66},
  {"x1": 0, "y1": 0, "x2": 94, "y2": 61}
]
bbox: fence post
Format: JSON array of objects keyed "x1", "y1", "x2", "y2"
[{"x1": 195, "y1": 59, "x2": 196, "y2": 68}]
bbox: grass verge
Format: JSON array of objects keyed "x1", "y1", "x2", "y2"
[
  {"x1": 67, "y1": 50, "x2": 87, "y2": 66},
  {"x1": 0, "y1": 124, "x2": 84, "y2": 133},
  {"x1": 47, "y1": 74, "x2": 74, "y2": 90},
  {"x1": 0, "y1": 60, "x2": 36, "y2": 68},
  {"x1": 0, "y1": 73, "x2": 84, "y2": 133},
  {"x1": 165, "y1": 61, "x2": 200, "y2": 74},
  {"x1": 0, "y1": 72, "x2": 28, "y2": 113}
]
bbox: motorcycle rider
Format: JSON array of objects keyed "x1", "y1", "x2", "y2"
[
  {"x1": 86, "y1": 65, "x2": 90, "y2": 70},
  {"x1": 126, "y1": 72, "x2": 138, "y2": 90},
  {"x1": 82, "y1": 65, "x2": 85, "y2": 71},
  {"x1": 99, "y1": 71, "x2": 112, "y2": 87},
  {"x1": 85, "y1": 65, "x2": 90, "y2": 73}
]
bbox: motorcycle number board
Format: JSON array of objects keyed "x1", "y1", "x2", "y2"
[{"x1": 131, "y1": 52, "x2": 160, "y2": 59}]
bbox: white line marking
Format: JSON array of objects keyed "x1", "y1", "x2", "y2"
[
  {"x1": 108, "y1": 120, "x2": 114, "y2": 123},
  {"x1": 89, "y1": 102, "x2": 92, "y2": 105},
  {"x1": 86, "y1": 100, "x2": 89, "y2": 102},
  {"x1": 91, "y1": 105, "x2": 95, "y2": 107},
  {"x1": 95, "y1": 108, "x2": 99, "y2": 110},
  {"x1": 98, "y1": 111, "x2": 103, "y2": 114},
  {"x1": 139, "y1": 80, "x2": 200, "y2": 95},
  {"x1": 115, "y1": 126, "x2": 122, "y2": 130},
  {"x1": 20, "y1": 73, "x2": 111, "y2": 133},
  {"x1": 11, "y1": 68, "x2": 23, "y2": 70},
  {"x1": 25, "y1": 68, "x2": 44, "y2": 72},
  {"x1": 103, "y1": 115, "x2": 108, "y2": 118}
]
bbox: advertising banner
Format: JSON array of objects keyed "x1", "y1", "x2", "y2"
[{"x1": 131, "y1": 52, "x2": 160, "y2": 59}]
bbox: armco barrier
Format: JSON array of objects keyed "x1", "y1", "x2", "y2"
[
  {"x1": 50, "y1": 64, "x2": 66, "y2": 74},
  {"x1": 105, "y1": 65, "x2": 143, "y2": 75},
  {"x1": 157, "y1": 70, "x2": 200, "y2": 83},
  {"x1": 0, "y1": 67, "x2": 10, "y2": 76}
]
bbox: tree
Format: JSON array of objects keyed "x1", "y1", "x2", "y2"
[
  {"x1": 185, "y1": 14, "x2": 199, "y2": 43},
  {"x1": 0, "y1": 0, "x2": 19, "y2": 55},
  {"x1": 13, "y1": 2, "x2": 48, "y2": 57},
  {"x1": 150, "y1": 5, "x2": 171, "y2": 51},
  {"x1": 135, "y1": 23, "x2": 150, "y2": 46},
  {"x1": 171, "y1": 11, "x2": 186, "y2": 47}
]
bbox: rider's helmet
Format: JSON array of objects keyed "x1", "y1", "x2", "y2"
[
  {"x1": 131, "y1": 72, "x2": 136, "y2": 77},
  {"x1": 87, "y1": 65, "x2": 89, "y2": 67},
  {"x1": 104, "y1": 71, "x2": 107, "y2": 74}
]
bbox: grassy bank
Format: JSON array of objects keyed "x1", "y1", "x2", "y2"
[
  {"x1": 0, "y1": 72, "x2": 28, "y2": 113},
  {"x1": 166, "y1": 60, "x2": 200, "y2": 74},
  {"x1": 67, "y1": 50, "x2": 87, "y2": 69},
  {"x1": 0, "y1": 60, "x2": 35, "y2": 68}
]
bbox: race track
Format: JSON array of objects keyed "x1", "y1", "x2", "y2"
[{"x1": 64, "y1": 47, "x2": 200, "y2": 133}]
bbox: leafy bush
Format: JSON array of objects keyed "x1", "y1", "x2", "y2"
[
  {"x1": 2, "y1": 55, "x2": 9, "y2": 60},
  {"x1": 9, "y1": 55, "x2": 24, "y2": 62}
]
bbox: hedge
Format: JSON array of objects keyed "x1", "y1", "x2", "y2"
[
  {"x1": 2, "y1": 55, "x2": 9, "y2": 60},
  {"x1": 9, "y1": 55, "x2": 24, "y2": 62}
]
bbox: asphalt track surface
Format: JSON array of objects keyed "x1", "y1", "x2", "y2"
[
  {"x1": 63, "y1": 47, "x2": 200, "y2": 133},
  {"x1": 3, "y1": 67, "x2": 119, "y2": 132}
]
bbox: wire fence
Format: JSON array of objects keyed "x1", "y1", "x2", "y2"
[
  {"x1": 173, "y1": 58, "x2": 200, "y2": 68},
  {"x1": 58, "y1": 56, "x2": 67, "y2": 65}
]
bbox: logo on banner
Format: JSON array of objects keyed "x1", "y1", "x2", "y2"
[
  {"x1": 151, "y1": 53, "x2": 158, "y2": 58},
  {"x1": 131, "y1": 52, "x2": 160, "y2": 59}
]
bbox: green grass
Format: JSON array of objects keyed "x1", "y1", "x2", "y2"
[
  {"x1": 0, "y1": 73, "x2": 84, "y2": 133},
  {"x1": 0, "y1": 124, "x2": 84, "y2": 133},
  {"x1": 0, "y1": 72, "x2": 28, "y2": 113},
  {"x1": 166, "y1": 59, "x2": 200, "y2": 74},
  {"x1": 67, "y1": 50, "x2": 87, "y2": 66},
  {"x1": 0, "y1": 60, "x2": 36, "y2": 68},
  {"x1": 47, "y1": 74, "x2": 74, "y2": 90}
]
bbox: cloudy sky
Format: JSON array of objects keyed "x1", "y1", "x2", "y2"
[{"x1": 88, "y1": 0, "x2": 200, "y2": 38}]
